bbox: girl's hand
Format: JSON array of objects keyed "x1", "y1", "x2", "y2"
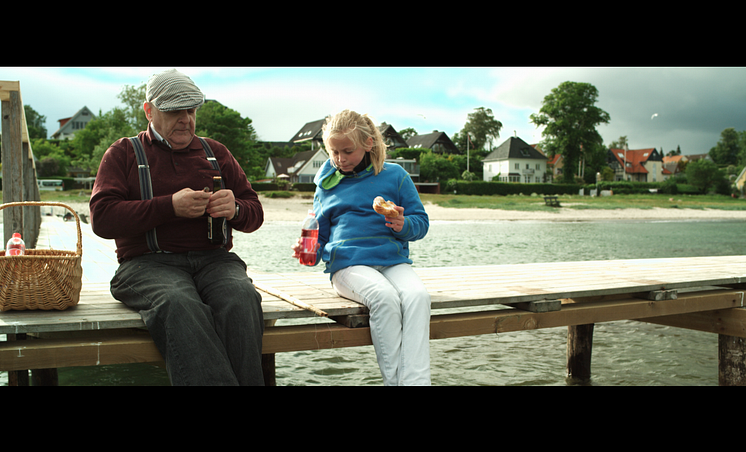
[
  {"x1": 291, "y1": 238, "x2": 302, "y2": 259},
  {"x1": 385, "y1": 206, "x2": 405, "y2": 233}
]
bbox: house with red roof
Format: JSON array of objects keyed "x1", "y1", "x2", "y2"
[{"x1": 607, "y1": 147, "x2": 669, "y2": 182}]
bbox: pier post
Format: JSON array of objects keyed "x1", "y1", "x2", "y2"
[
  {"x1": 567, "y1": 324, "x2": 594, "y2": 383},
  {"x1": 6, "y1": 334, "x2": 29, "y2": 386},
  {"x1": 2, "y1": 89, "x2": 25, "y2": 241},
  {"x1": 262, "y1": 354, "x2": 276, "y2": 386},
  {"x1": 718, "y1": 334, "x2": 746, "y2": 386},
  {"x1": 262, "y1": 319, "x2": 277, "y2": 386}
]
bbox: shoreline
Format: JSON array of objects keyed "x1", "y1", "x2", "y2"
[{"x1": 55, "y1": 195, "x2": 746, "y2": 223}]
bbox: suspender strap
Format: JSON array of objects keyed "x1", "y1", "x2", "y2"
[
  {"x1": 129, "y1": 137, "x2": 162, "y2": 253},
  {"x1": 199, "y1": 137, "x2": 221, "y2": 177},
  {"x1": 128, "y1": 136, "x2": 229, "y2": 251}
]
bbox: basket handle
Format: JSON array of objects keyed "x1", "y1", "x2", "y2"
[{"x1": 0, "y1": 201, "x2": 83, "y2": 256}]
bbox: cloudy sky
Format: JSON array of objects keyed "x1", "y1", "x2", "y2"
[{"x1": 3, "y1": 66, "x2": 744, "y2": 155}]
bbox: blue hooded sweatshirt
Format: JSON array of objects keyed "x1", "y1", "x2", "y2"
[{"x1": 310, "y1": 159, "x2": 429, "y2": 277}]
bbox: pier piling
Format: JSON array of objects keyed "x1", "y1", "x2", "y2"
[{"x1": 567, "y1": 324, "x2": 595, "y2": 382}]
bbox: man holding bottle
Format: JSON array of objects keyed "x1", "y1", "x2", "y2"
[{"x1": 90, "y1": 69, "x2": 265, "y2": 385}]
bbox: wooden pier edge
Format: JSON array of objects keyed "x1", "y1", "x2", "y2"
[{"x1": 2, "y1": 289, "x2": 744, "y2": 384}]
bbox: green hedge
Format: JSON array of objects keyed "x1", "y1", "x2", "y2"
[
  {"x1": 581, "y1": 180, "x2": 674, "y2": 195},
  {"x1": 443, "y1": 180, "x2": 584, "y2": 196},
  {"x1": 291, "y1": 183, "x2": 316, "y2": 192},
  {"x1": 252, "y1": 182, "x2": 316, "y2": 192},
  {"x1": 251, "y1": 183, "x2": 280, "y2": 192},
  {"x1": 252, "y1": 179, "x2": 699, "y2": 197}
]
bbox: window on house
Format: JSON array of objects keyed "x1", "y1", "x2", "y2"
[{"x1": 515, "y1": 163, "x2": 519, "y2": 170}]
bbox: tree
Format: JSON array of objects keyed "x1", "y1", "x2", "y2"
[
  {"x1": 196, "y1": 101, "x2": 258, "y2": 177},
  {"x1": 710, "y1": 127, "x2": 741, "y2": 166},
  {"x1": 530, "y1": 81, "x2": 610, "y2": 183},
  {"x1": 608, "y1": 136, "x2": 628, "y2": 150},
  {"x1": 579, "y1": 142, "x2": 612, "y2": 183},
  {"x1": 738, "y1": 131, "x2": 746, "y2": 167},
  {"x1": 398, "y1": 127, "x2": 417, "y2": 141},
  {"x1": 24, "y1": 105, "x2": 47, "y2": 139},
  {"x1": 73, "y1": 108, "x2": 135, "y2": 174},
  {"x1": 418, "y1": 150, "x2": 460, "y2": 182},
  {"x1": 666, "y1": 146, "x2": 682, "y2": 157},
  {"x1": 686, "y1": 159, "x2": 726, "y2": 194},
  {"x1": 117, "y1": 84, "x2": 149, "y2": 133},
  {"x1": 31, "y1": 138, "x2": 70, "y2": 176},
  {"x1": 455, "y1": 107, "x2": 503, "y2": 152}
]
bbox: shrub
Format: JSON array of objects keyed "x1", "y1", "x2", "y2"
[{"x1": 443, "y1": 180, "x2": 583, "y2": 196}]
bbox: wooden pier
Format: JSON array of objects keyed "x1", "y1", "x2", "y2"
[
  {"x1": 2, "y1": 80, "x2": 746, "y2": 385},
  {"x1": 2, "y1": 255, "x2": 745, "y2": 385}
]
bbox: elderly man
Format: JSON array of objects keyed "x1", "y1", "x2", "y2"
[{"x1": 90, "y1": 69, "x2": 265, "y2": 385}]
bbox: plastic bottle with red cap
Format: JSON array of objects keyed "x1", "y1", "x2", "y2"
[
  {"x1": 6, "y1": 232, "x2": 25, "y2": 256},
  {"x1": 298, "y1": 211, "x2": 318, "y2": 266}
]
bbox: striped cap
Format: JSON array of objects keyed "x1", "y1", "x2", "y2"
[{"x1": 146, "y1": 69, "x2": 205, "y2": 112}]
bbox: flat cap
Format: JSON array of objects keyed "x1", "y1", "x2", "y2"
[{"x1": 146, "y1": 69, "x2": 205, "y2": 112}]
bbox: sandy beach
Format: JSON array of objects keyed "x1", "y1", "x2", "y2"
[
  {"x1": 260, "y1": 196, "x2": 746, "y2": 222},
  {"x1": 61, "y1": 195, "x2": 746, "y2": 223}
]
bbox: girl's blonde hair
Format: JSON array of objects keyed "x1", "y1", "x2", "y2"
[{"x1": 322, "y1": 109, "x2": 387, "y2": 175}]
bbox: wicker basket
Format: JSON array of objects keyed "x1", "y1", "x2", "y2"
[{"x1": 0, "y1": 201, "x2": 83, "y2": 311}]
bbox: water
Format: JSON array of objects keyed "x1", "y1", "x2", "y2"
[
  {"x1": 235, "y1": 218, "x2": 746, "y2": 386},
  {"x1": 4, "y1": 218, "x2": 745, "y2": 385}
]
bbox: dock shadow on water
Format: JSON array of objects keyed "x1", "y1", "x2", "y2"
[{"x1": 3, "y1": 218, "x2": 742, "y2": 385}]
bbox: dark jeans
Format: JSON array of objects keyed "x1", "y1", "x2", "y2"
[{"x1": 111, "y1": 248, "x2": 264, "y2": 386}]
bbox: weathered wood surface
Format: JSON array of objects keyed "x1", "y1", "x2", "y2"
[
  {"x1": 2, "y1": 288, "x2": 742, "y2": 371},
  {"x1": 1, "y1": 255, "x2": 745, "y2": 336}
]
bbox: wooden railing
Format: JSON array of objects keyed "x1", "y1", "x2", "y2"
[{"x1": 0, "y1": 81, "x2": 41, "y2": 248}]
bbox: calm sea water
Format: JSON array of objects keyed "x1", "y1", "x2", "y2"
[{"x1": 4, "y1": 218, "x2": 746, "y2": 385}]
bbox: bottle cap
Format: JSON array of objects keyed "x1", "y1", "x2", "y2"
[{"x1": 12, "y1": 233, "x2": 21, "y2": 238}]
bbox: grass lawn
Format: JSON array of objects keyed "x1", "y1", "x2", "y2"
[
  {"x1": 13, "y1": 190, "x2": 746, "y2": 214},
  {"x1": 418, "y1": 193, "x2": 746, "y2": 213}
]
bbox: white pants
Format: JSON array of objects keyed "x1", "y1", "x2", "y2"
[{"x1": 332, "y1": 264, "x2": 431, "y2": 386}]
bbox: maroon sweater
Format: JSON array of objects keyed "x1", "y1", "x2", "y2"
[{"x1": 90, "y1": 129, "x2": 263, "y2": 262}]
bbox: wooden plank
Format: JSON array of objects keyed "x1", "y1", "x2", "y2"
[
  {"x1": 2, "y1": 289, "x2": 741, "y2": 370},
  {"x1": 0, "y1": 81, "x2": 20, "y2": 101},
  {"x1": 639, "y1": 307, "x2": 746, "y2": 338},
  {"x1": 0, "y1": 331, "x2": 161, "y2": 371},
  {"x1": 429, "y1": 290, "x2": 744, "y2": 340},
  {"x1": 513, "y1": 299, "x2": 562, "y2": 313},
  {"x1": 3, "y1": 256, "x2": 745, "y2": 335}
]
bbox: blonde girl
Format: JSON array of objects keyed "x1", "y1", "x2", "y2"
[{"x1": 292, "y1": 109, "x2": 431, "y2": 385}]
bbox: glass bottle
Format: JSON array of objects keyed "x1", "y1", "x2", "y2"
[{"x1": 208, "y1": 176, "x2": 227, "y2": 244}]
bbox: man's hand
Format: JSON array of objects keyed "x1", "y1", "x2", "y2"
[
  {"x1": 206, "y1": 188, "x2": 236, "y2": 219},
  {"x1": 172, "y1": 188, "x2": 211, "y2": 218}
]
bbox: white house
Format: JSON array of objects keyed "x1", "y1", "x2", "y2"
[
  {"x1": 482, "y1": 136, "x2": 547, "y2": 183},
  {"x1": 51, "y1": 106, "x2": 95, "y2": 140},
  {"x1": 736, "y1": 166, "x2": 746, "y2": 197},
  {"x1": 264, "y1": 148, "x2": 329, "y2": 183}
]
